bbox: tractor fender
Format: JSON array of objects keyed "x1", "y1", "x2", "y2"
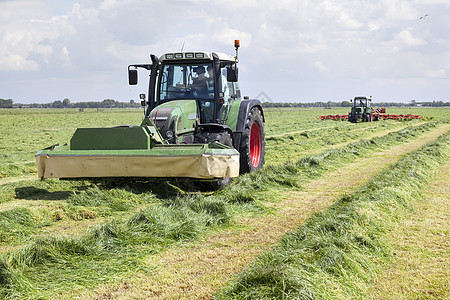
[{"x1": 233, "y1": 99, "x2": 264, "y2": 150}]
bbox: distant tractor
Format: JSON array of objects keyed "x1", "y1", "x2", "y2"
[
  {"x1": 348, "y1": 96, "x2": 374, "y2": 123},
  {"x1": 319, "y1": 99, "x2": 422, "y2": 122}
]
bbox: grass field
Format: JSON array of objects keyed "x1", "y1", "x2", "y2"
[{"x1": 0, "y1": 107, "x2": 448, "y2": 299}]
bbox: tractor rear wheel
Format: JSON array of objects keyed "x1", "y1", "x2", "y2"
[{"x1": 239, "y1": 106, "x2": 265, "y2": 173}]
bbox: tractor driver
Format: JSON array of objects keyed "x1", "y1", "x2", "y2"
[{"x1": 192, "y1": 66, "x2": 208, "y2": 97}]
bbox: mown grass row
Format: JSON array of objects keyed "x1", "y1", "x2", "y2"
[
  {"x1": 0, "y1": 195, "x2": 235, "y2": 298},
  {"x1": 265, "y1": 121, "x2": 408, "y2": 164},
  {"x1": 215, "y1": 129, "x2": 449, "y2": 299},
  {"x1": 0, "y1": 120, "x2": 447, "y2": 298},
  {"x1": 262, "y1": 107, "x2": 349, "y2": 136},
  {"x1": 232, "y1": 120, "x2": 446, "y2": 191}
]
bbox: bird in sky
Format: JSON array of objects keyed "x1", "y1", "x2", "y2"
[{"x1": 420, "y1": 14, "x2": 429, "y2": 20}]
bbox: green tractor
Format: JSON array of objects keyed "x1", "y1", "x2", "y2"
[
  {"x1": 348, "y1": 96, "x2": 373, "y2": 123},
  {"x1": 36, "y1": 40, "x2": 265, "y2": 181}
]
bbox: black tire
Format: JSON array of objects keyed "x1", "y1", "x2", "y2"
[
  {"x1": 239, "y1": 106, "x2": 265, "y2": 173},
  {"x1": 349, "y1": 114, "x2": 356, "y2": 123}
]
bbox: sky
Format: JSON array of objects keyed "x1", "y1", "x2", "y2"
[{"x1": 0, "y1": 0, "x2": 449, "y2": 104}]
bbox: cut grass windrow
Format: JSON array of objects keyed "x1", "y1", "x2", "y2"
[
  {"x1": 265, "y1": 121, "x2": 410, "y2": 164},
  {"x1": 0, "y1": 196, "x2": 232, "y2": 298},
  {"x1": 215, "y1": 130, "x2": 449, "y2": 299},
  {"x1": 0, "y1": 121, "x2": 447, "y2": 298},
  {"x1": 230, "y1": 120, "x2": 447, "y2": 192},
  {"x1": 369, "y1": 159, "x2": 450, "y2": 299}
]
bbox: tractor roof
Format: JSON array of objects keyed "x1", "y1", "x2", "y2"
[{"x1": 159, "y1": 51, "x2": 235, "y2": 63}]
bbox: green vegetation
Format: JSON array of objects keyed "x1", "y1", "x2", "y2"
[
  {"x1": 369, "y1": 159, "x2": 450, "y2": 299},
  {"x1": 0, "y1": 99, "x2": 13, "y2": 109},
  {"x1": 0, "y1": 195, "x2": 234, "y2": 298},
  {"x1": 0, "y1": 108, "x2": 141, "y2": 178},
  {"x1": 0, "y1": 107, "x2": 448, "y2": 298},
  {"x1": 215, "y1": 130, "x2": 449, "y2": 299}
]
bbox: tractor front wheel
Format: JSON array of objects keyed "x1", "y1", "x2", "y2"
[{"x1": 239, "y1": 107, "x2": 265, "y2": 173}]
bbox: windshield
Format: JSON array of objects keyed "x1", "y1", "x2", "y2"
[
  {"x1": 158, "y1": 62, "x2": 214, "y2": 102},
  {"x1": 355, "y1": 98, "x2": 367, "y2": 106}
]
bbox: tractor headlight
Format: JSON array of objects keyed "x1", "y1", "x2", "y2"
[{"x1": 166, "y1": 130, "x2": 174, "y2": 139}]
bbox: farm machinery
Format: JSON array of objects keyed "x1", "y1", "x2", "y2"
[
  {"x1": 36, "y1": 40, "x2": 265, "y2": 181},
  {"x1": 348, "y1": 96, "x2": 375, "y2": 122},
  {"x1": 319, "y1": 96, "x2": 423, "y2": 121}
]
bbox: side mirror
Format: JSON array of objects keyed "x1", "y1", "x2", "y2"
[
  {"x1": 128, "y1": 69, "x2": 138, "y2": 85},
  {"x1": 227, "y1": 64, "x2": 238, "y2": 82}
]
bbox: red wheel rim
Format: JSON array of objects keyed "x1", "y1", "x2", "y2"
[{"x1": 250, "y1": 122, "x2": 261, "y2": 167}]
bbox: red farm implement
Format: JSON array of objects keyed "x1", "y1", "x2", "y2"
[
  {"x1": 319, "y1": 114, "x2": 348, "y2": 121},
  {"x1": 376, "y1": 114, "x2": 423, "y2": 120},
  {"x1": 319, "y1": 108, "x2": 423, "y2": 122}
]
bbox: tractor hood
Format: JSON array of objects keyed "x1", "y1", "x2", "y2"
[{"x1": 145, "y1": 100, "x2": 198, "y2": 142}]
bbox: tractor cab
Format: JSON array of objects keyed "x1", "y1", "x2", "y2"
[
  {"x1": 128, "y1": 48, "x2": 241, "y2": 144},
  {"x1": 156, "y1": 52, "x2": 241, "y2": 124}
]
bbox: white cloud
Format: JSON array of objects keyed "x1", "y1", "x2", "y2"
[
  {"x1": 0, "y1": 54, "x2": 39, "y2": 71},
  {"x1": 397, "y1": 27, "x2": 427, "y2": 47},
  {"x1": 425, "y1": 69, "x2": 446, "y2": 78},
  {"x1": 315, "y1": 61, "x2": 330, "y2": 72},
  {"x1": 380, "y1": 0, "x2": 418, "y2": 21},
  {"x1": 99, "y1": 0, "x2": 119, "y2": 11},
  {"x1": 0, "y1": 2, "x2": 76, "y2": 71},
  {"x1": 60, "y1": 46, "x2": 72, "y2": 68}
]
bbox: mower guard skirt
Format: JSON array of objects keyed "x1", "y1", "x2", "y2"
[{"x1": 35, "y1": 144, "x2": 239, "y2": 179}]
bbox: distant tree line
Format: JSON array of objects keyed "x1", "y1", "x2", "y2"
[
  {"x1": 2, "y1": 98, "x2": 449, "y2": 109},
  {"x1": 13, "y1": 98, "x2": 141, "y2": 109},
  {"x1": 262, "y1": 101, "x2": 353, "y2": 108},
  {"x1": 0, "y1": 98, "x2": 14, "y2": 108}
]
